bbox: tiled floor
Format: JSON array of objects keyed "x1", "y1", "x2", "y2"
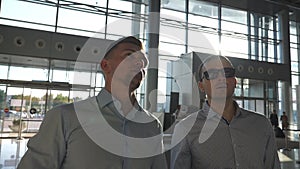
[
  {"x1": 0, "y1": 138, "x2": 27, "y2": 169},
  {"x1": 1, "y1": 131, "x2": 300, "y2": 169},
  {"x1": 279, "y1": 129, "x2": 300, "y2": 169},
  {"x1": 279, "y1": 149, "x2": 300, "y2": 169}
]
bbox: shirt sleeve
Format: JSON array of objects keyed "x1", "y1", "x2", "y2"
[
  {"x1": 17, "y1": 106, "x2": 67, "y2": 169},
  {"x1": 264, "y1": 122, "x2": 281, "y2": 169},
  {"x1": 170, "y1": 123, "x2": 192, "y2": 169}
]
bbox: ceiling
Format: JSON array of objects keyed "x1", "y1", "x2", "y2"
[{"x1": 200, "y1": 0, "x2": 300, "y2": 22}]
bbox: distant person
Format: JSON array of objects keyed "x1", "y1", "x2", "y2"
[
  {"x1": 171, "y1": 55, "x2": 280, "y2": 169},
  {"x1": 280, "y1": 111, "x2": 288, "y2": 130},
  {"x1": 17, "y1": 36, "x2": 167, "y2": 169},
  {"x1": 270, "y1": 110, "x2": 279, "y2": 127},
  {"x1": 174, "y1": 105, "x2": 181, "y2": 119}
]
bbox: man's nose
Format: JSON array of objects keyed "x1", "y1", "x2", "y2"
[
  {"x1": 131, "y1": 51, "x2": 148, "y2": 68},
  {"x1": 135, "y1": 59, "x2": 145, "y2": 69}
]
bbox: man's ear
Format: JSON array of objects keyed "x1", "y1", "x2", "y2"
[{"x1": 100, "y1": 59, "x2": 109, "y2": 72}]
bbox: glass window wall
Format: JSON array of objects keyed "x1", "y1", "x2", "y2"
[
  {"x1": 0, "y1": 0, "x2": 298, "y2": 126},
  {"x1": 57, "y1": 8, "x2": 107, "y2": 36},
  {"x1": 221, "y1": 7, "x2": 248, "y2": 58},
  {"x1": 188, "y1": 1, "x2": 218, "y2": 55},
  {"x1": 249, "y1": 13, "x2": 279, "y2": 62}
]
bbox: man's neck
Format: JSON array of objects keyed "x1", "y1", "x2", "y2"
[
  {"x1": 208, "y1": 98, "x2": 236, "y2": 122},
  {"x1": 105, "y1": 84, "x2": 136, "y2": 116}
]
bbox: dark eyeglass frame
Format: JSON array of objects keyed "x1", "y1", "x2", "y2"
[{"x1": 201, "y1": 68, "x2": 235, "y2": 81}]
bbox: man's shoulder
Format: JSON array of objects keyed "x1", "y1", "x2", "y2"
[
  {"x1": 174, "y1": 111, "x2": 201, "y2": 132},
  {"x1": 137, "y1": 109, "x2": 163, "y2": 127},
  {"x1": 50, "y1": 97, "x2": 96, "y2": 112},
  {"x1": 146, "y1": 111, "x2": 161, "y2": 121},
  {"x1": 45, "y1": 97, "x2": 98, "y2": 121},
  {"x1": 239, "y1": 108, "x2": 270, "y2": 123},
  {"x1": 47, "y1": 102, "x2": 74, "y2": 115}
]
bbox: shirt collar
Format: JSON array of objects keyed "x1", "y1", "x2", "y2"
[
  {"x1": 234, "y1": 101, "x2": 242, "y2": 117},
  {"x1": 128, "y1": 104, "x2": 142, "y2": 120},
  {"x1": 96, "y1": 88, "x2": 114, "y2": 109},
  {"x1": 96, "y1": 88, "x2": 142, "y2": 120},
  {"x1": 202, "y1": 102, "x2": 221, "y2": 120},
  {"x1": 202, "y1": 100, "x2": 241, "y2": 120}
]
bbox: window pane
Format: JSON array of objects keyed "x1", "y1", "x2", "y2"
[
  {"x1": 106, "y1": 0, "x2": 146, "y2": 37},
  {"x1": 6, "y1": 87, "x2": 24, "y2": 114},
  {"x1": 57, "y1": 8, "x2": 107, "y2": 36},
  {"x1": 188, "y1": 3, "x2": 219, "y2": 55},
  {"x1": 106, "y1": 16, "x2": 136, "y2": 37},
  {"x1": 3, "y1": 55, "x2": 49, "y2": 81},
  {"x1": 0, "y1": 85, "x2": 6, "y2": 110},
  {"x1": 221, "y1": 7, "x2": 248, "y2": 59},
  {"x1": 68, "y1": 0, "x2": 107, "y2": 8},
  {"x1": 160, "y1": 9, "x2": 186, "y2": 56},
  {"x1": 222, "y1": 7, "x2": 247, "y2": 24},
  {"x1": 234, "y1": 78, "x2": 242, "y2": 97},
  {"x1": 9, "y1": 66, "x2": 48, "y2": 81},
  {"x1": 47, "y1": 90, "x2": 70, "y2": 110},
  {"x1": 221, "y1": 36, "x2": 248, "y2": 59},
  {"x1": 51, "y1": 60, "x2": 74, "y2": 83},
  {"x1": 109, "y1": 0, "x2": 134, "y2": 12},
  {"x1": 189, "y1": 0, "x2": 218, "y2": 18},
  {"x1": 0, "y1": 0, "x2": 57, "y2": 30},
  {"x1": 72, "y1": 62, "x2": 98, "y2": 86},
  {"x1": 0, "y1": 65, "x2": 8, "y2": 79},
  {"x1": 95, "y1": 73, "x2": 105, "y2": 88},
  {"x1": 162, "y1": 0, "x2": 186, "y2": 12},
  {"x1": 71, "y1": 88, "x2": 92, "y2": 102},
  {"x1": 189, "y1": 14, "x2": 218, "y2": 29},
  {"x1": 188, "y1": 30, "x2": 219, "y2": 55},
  {"x1": 247, "y1": 79, "x2": 264, "y2": 98},
  {"x1": 22, "y1": 88, "x2": 47, "y2": 117},
  {"x1": 159, "y1": 42, "x2": 186, "y2": 56}
]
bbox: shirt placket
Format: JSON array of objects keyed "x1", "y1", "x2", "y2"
[
  {"x1": 226, "y1": 118, "x2": 240, "y2": 169},
  {"x1": 108, "y1": 101, "x2": 129, "y2": 169},
  {"x1": 216, "y1": 116, "x2": 235, "y2": 169},
  {"x1": 122, "y1": 117, "x2": 129, "y2": 169}
]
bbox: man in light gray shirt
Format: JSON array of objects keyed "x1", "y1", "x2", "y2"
[
  {"x1": 171, "y1": 55, "x2": 280, "y2": 169},
  {"x1": 17, "y1": 36, "x2": 168, "y2": 169}
]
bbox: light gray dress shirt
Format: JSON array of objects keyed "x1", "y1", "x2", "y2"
[
  {"x1": 17, "y1": 89, "x2": 167, "y2": 169},
  {"x1": 171, "y1": 101, "x2": 280, "y2": 169}
]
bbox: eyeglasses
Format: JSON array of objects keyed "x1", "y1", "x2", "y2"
[{"x1": 201, "y1": 68, "x2": 235, "y2": 81}]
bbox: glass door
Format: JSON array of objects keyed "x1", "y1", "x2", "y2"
[
  {"x1": 1, "y1": 86, "x2": 48, "y2": 134},
  {"x1": 235, "y1": 98, "x2": 265, "y2": 116},
  {"x1": 235, "y1": 78, "x2": 277, "y2": 118},
  {"x1": 2, "y1": 86, "x2": 26, "y2": 133},
  {"x1": 0, "y1": 82, "x2": 95, "y2": 136}
]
